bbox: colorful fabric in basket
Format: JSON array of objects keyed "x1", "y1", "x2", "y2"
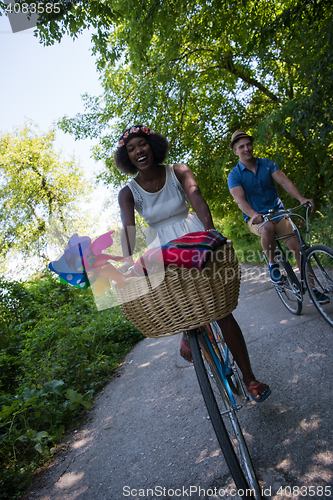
[{"x1": 129, "y1": 230, "x2": 227, "y2": 277}]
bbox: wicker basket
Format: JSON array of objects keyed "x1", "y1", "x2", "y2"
[{"x1": 113, "y1": 241, "x2": 241, "y2": 338}]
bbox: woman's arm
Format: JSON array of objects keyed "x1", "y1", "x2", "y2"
[
  {"x1": 173, "y1": 163, "x2": 215, "y2": 230},
  {"x1": 118, "y1": 186, "x2": 136, "y2": 258}
]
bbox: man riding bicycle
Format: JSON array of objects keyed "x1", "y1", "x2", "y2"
[{"x1": 227, "y1": 130, "x2": 328, "y2": 305}]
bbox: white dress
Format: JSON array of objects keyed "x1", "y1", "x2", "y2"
[{"x1": 127, "y1": 164, "x2": 204, "y2": 248}]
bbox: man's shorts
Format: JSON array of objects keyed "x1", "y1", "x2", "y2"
[{"x1": 247, "y1": 216, "x2": 296, "y2": 242}]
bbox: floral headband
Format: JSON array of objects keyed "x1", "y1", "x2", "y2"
[{"x1": 118, "y1": 125, "x2": 155, "y2": 147}]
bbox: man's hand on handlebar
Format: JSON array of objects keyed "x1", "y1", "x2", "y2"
[
  {"x1": 299, "y1": 197, "x2": 315, "y2": 212},
  {"x1": 251, "y1": 213, "x2": 264, "y2": 225}
]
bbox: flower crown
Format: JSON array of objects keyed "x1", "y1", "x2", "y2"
[{"x1": 118, "y1": 125, "x2": 155, "y2": 147}]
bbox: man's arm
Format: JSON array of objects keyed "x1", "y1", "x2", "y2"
[
  {"x1": 271, "y1": 170, "x2": 315, "y2": 211},
  {"x1": 229, "y1": 185, "x2": 263, "y2": 224}
]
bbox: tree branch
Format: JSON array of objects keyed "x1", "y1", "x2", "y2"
[
  {"x1": 153, "y1": 47, "x2": 282, "y2": 104},
  {"x1": 218, "y1": 57, "x2": 282, "y2": 103}
]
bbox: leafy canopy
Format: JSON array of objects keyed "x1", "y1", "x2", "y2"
[{"x1": 8, "y1": 0, "x2": 332, "y2": 217}]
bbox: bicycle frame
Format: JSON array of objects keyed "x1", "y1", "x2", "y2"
[
  {"x1": 257, "y1": 202, "x2": 333, "y2": 326},
  {"x1": 200, "y1": 327, "x2": 240, "y2": 410},
  {"x1": 258, "y1": 202, "x2": 312, "y2": 289}
]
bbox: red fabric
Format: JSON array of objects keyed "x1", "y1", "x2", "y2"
[{"x1": 129, "y1": 230, "x2": 227, "y2": 277}]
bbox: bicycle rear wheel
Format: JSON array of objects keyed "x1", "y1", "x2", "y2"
[
  {"x1": 274, "y1": 257, "x2": 303, "y2": 315},
  {"x1": 304, "y1": 245, "x2": 333, "y2": 327},
  {"x1": 189, "y1": 328, "x2": 262, "y2": 499}
]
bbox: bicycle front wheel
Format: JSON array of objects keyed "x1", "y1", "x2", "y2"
[
  {"x1": 304, "y1": 245, "x2": 333, "y2": 328},
  {"x1": 189, "y1": 329, "x2": 262, "y2": 499},
  {"x1": 209, "y1": 321, "x2": 242, "y2": 396},
  {"x1": 275, "y1": 258, "x2": 303, "y2": 315}
]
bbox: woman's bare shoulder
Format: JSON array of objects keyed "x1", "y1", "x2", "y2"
[
  {"x1": 118, "y1": 185, "x2": 134, "y2": 205},
  {"x1": 173, "y1": 163, "x2": 193, "y2": 181},
  {"x1": 173, "y1": 162, "x2": 190, "y2": 172}
]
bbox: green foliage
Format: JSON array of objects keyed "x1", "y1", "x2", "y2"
[
  {"x1": 309, "y1": 205, "x2": 333, "y2": 248},
  {"x1": 0, "y1": 123, "x2": 90, "y2": 265},
  {"x1": 4, "y1": 1, "x2": 332, "y2": 249},
  {"x1": 37, "y1": 0, "x2": 332, "y2": 220},
  {"x1": 0, "y1": 273, "x2": 143, "y2": 498},
  {"x1": 216, "y1": 212, "x2": 265, "y2": 265}
]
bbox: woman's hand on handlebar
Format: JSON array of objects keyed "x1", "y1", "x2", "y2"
[{"x1": 118, "y1": 260, "x2": 134, "y2": 274}]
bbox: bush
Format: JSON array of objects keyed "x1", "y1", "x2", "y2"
[
  {"x1": 0, "y1": 274, "x2": 143, "y2": 498},
  {"x1": 309, "y1": 205, "x2": 333, "y2": 247},
  {"x1": 216, "y1": 211, "x2": 265, "y2": 264}
]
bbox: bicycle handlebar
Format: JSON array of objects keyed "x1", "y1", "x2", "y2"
[
  {"x1": 257, "y1": 202, "x2": 312, "y2": 230},
  {"x1": 263, "y1": 201, "x2": 311, "y2": 219}
]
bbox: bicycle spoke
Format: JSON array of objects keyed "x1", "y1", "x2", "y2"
[
  {"x1": 305, "y1": 245, "x2": 333, "y2": 327},
  {"x1": 274, "y1": 261, "x2": 303, "y2": 315}
]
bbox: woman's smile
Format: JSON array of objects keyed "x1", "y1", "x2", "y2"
[
  {"x1": 137, "y1": 154, "x2": 148, "y2": 164},
  {"x1": 126, "y1": 137, "x2": 155, "y2": 169}
]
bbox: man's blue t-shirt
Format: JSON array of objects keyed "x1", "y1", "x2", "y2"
[{"x1": 227, "y1": 157, "x2": 285, "y2": 222}]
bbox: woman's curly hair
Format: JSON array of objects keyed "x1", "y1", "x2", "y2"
[{"x1": 114, "y1": 125, "x2": 169, "y2": 175}]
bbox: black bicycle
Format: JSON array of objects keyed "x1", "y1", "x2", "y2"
[
  {"x1": 259, "y1": 203, "x2": 333, "y2": 327},
  {"x1": 187, "y1": 322, "x2": 263, "y2": 499}
]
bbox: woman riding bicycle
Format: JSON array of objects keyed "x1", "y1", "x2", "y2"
[{"x1": 115, "y1": 125, "x2": 270, "y2": 403}]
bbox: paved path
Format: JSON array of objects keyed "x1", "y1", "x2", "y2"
[{"x1": 22, "y1": 265, "x2": 333, "y2": 500}]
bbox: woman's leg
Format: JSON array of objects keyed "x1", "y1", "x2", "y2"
[
  {"x1": 180, "y1": 313, "x2": 270, "y2": 401},
  {"x1": 180, "y1": 332, "x2": 192, "y2": 362},
  {"x1": 217, "y1": 313, "x2": 270, "y2": 401}
]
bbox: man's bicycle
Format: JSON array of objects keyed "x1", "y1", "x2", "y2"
[
  {"x1": 115, "y1": 241, "x2": 264, "y2": 499},
  {"x1": 259, "y1": 203, "x2": 333, "y2": 327}
]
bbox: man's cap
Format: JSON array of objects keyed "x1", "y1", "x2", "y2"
[{"x1": 229, "y1": 130, "x2": 254, "y2": 149}]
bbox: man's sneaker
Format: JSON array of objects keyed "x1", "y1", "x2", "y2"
[
  {"x1": 269, "y1": 263, "x2": 283, "y2": 284},
  {"x1": 312, "y1": 288, "x2": 330, "y2": 305}
]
